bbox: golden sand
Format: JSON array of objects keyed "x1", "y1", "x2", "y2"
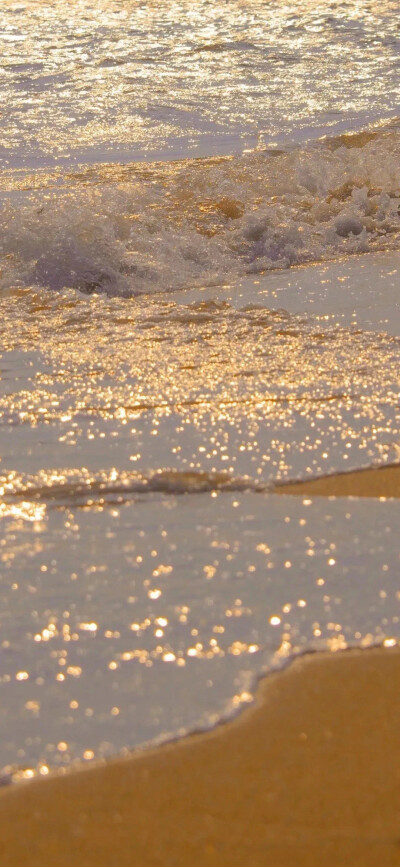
[
  {"x1": 1, "y1": 647, "x2": 400, "y2": 866},
  {"x1": 275, "y1": 463, "x2": 400, "y2": 498}
]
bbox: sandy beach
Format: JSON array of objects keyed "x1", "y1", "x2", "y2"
[
  {"x1": 0, "y1": 643, "x2": 399, "y2": 866},
  {"x1": 276, "y1": 463, "x2": 400, "y2": 498}
]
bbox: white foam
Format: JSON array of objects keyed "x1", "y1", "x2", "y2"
[{"x1": 1, "y1": 129, "x2": 400, "y2": 296}]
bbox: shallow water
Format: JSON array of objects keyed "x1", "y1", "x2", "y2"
[
  {"x1": 2, "y1": 492, "x2": 400, "y2": 779},
  {"x1": 1, "y1": 270, "x2": 400, "y2": 487},
  {"x1": 1, "y1": 248, "x2": 400, "y2": 779},
  {"x1": 1, "y1": 0, "x2": 400, "y2": 781}
]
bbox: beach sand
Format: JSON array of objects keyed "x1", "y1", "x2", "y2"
[
  {"x1": 276, "y1": 463, "x2": 400, "y2": 498},
  {"x1": 1, "y1": 644, "x2": 400, "y2": 866}
]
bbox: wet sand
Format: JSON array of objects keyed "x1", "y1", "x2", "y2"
[
  {"x1": 276, "y1": 463, "x2": 400, "y2": 498},
  {"x1": 1, "y1": 645, "x2": 400, "y2": 866}
]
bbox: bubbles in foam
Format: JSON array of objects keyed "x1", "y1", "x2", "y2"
[{"x1": 1, "y1": 127, "x2": 400, "y2": 297}]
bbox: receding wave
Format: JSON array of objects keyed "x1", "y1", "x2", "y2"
[
  {"x1": 1, "y1": 468, "x2": 266, "y2": 508},
  {"x1": 1, "y1": 124, "x2": 400, "y2": 296}
]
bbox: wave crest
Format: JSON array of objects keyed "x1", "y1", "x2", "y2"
[{"x1": 1, "y1": 126, "x2": 400, "y2": 296}]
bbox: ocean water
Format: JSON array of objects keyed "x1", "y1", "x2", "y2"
[
  {"x1": 1, "y1": 0, "x2": 400, "y2": 167},
  {"x1": 1, "y1": 0, "x2": 400, "y2": 781}
]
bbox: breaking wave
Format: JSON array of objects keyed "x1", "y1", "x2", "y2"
[{"x1": 1, "y1": 124, "x2": 400, "y2": 296}]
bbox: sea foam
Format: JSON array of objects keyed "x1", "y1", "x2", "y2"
[{"x1": 1, "y1": 127, "x2": 400, "y2": 296}]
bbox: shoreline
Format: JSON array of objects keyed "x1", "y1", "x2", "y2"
[
  {"x1": 1, "y1": 646, "x2": 400, "y2": 865},
  {"x1": 275, "y1": 463, "x2": 400, "y2": 498},
  {"x1": 1, "y1": 468, "x2": 400, "y2": 864}
]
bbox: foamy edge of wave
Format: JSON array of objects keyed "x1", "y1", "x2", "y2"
[
  {"x1": 1, "y1": 124, "x2": 400, "y2": 297},
  {"x1": 2, "y1": 635, "x2": 399, "y2": 787},
  {"x1": 1, "y1": 468, "x2": 268, "y2": 508}
]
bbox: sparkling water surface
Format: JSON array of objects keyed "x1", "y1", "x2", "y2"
[
  {"x1": 1, "y1": 253, "x2": 400, "y2": 779},
  {"x1": 1, "y1": 0, "x2": 400, "y2": 167},
  {"x1": 2, "y1": 493, "x2": 400, "y2": 779}
]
